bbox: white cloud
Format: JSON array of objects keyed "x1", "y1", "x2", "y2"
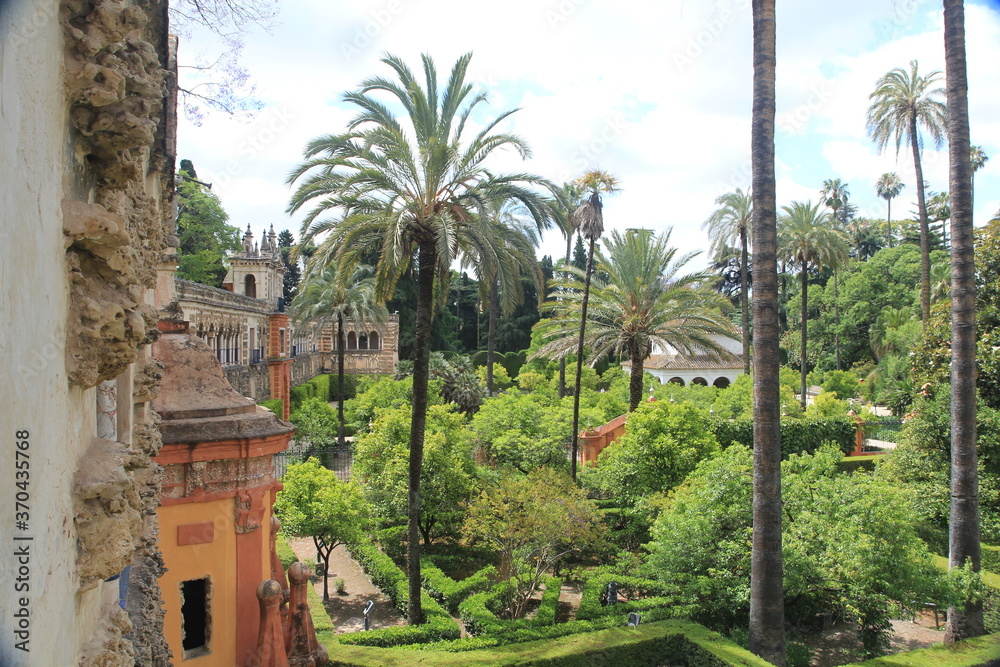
[{"x1": 175, "y1": 0, "x2": 1000, "y2": 269}]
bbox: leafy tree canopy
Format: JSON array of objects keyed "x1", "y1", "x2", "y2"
[{"x1": 175, "y1": 164, "x2": 241, "y2": 287}]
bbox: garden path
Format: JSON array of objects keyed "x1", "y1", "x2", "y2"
[{"x1": 286, "y1": 537, "x2": 405, "y2": 633}]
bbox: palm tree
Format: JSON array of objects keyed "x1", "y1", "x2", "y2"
[
  {"x1": 567, "y1": 170, "x2": 618, "y2": 481},
  {"x1": 537, "y1": 229, "x2": 736, "y2": 412},
  {"x1": 866, "y1": 60, "x2": 948, "y2": 327},
  {"x1": 287, "y1": 53, "x2": 555, "y2": 624},
  {"x1": 943, "y1": 0, "x2": 983, "y2": 641},
  {"x1": 778, "y1": 200, "x2": 850, "y2": 408},
  {"x1": 819, "y1": 179, "x2": 851, "y2": 370},
  {"x1": 290, "y1": 263, "x2": 387, "y2": 447},
  {"x1": 461, "y1": 203, "x2": 542, "y2": 395},
  {"x1": 703, "y1": 187, "x2": 753, "y2": 375},
  {"x1": 875, "y1": 172, "x2": 905, "y2": 248},
  {"x1": 553, "y1": 182, "x2": 586, "y2": 398},
  {"x1": 748, "y1": 1, "x2": 784, "y2": 663}
]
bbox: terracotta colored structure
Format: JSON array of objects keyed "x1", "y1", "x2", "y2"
[
  {"x1": 152, "y1": 328, "x2": 294, "y2": 666},
  {"x1": 578, "y1": 413, "x2": 629, "y2": 467}
]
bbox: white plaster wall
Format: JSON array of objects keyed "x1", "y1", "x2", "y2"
[{"x1": 0, "y1": 1, "x2": 105, "y2": 663}]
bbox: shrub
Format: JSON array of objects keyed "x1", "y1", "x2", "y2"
[
  {"x1": 259, "y1": 398, "x2": 283, "y2": 415},
  {"x1": 421, "y1": 560, "x2": 498, "y2": 613},
  {"x1": 334, "y1": 577, "x2": 347, "y2": 595},
  {"x1": 710, "y1": 416, "x2": 856, "y2": 457}
]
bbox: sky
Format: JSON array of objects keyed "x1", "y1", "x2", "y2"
[{"x1": 175, "y1": 0, "x2": 1000, "y2": 273}]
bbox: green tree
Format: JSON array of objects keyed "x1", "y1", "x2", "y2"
[
  {"x1": 647, "y1": 445, "x2": 954, "y2": 657},
  {"x1": 537, "y1": 229, "x2": 736, "y2": 412},
  {"x1": 353, "y1": 403, "x2": 477, "y2": 545},
  {"x1": 553, "y1": 182, "x2": 586, "y2": 398},
  {"x1": 778, "y1": 200, "x2": 850, "y2": 408},
  {"x1": 277, "y1": 229, "x2": 301, "y2": 303},
  {"x1": 943, "y1": 1, "x2": 983, "y2": 639},
  {"x1": 866, "y1": 60, "x2": 948, "y2": 327},
  {"x1": 175, "y1": 164, "x2": 241, "y2": 287},
  {"x1": 287, "y1": 53, "x2": 555, "y2": 624},
  {"x1": 463, "y1": 467, "x2": 604, "y2": 619},
  {"x1": 274, "y1": 458, "x2": 368, "y2": 600},
  {"x1": 875, "y1": 173, "x2": 905, "y2": 249},
  {"x1": 749, "y1": 1, "x2": 784, "y2": 659},
  {"x1": 590, "y1": 400, "x2": 719, "y2": 504},
  {"x1": 289, "y1": 263, "x2": 387, "y2": 447},
  {"x1": 703, "y1": 188, "x2": 753, "y2": 374}
]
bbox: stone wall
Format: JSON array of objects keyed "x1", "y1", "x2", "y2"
[
  {"x1": 224, "y1": 362, "x2": 273, "y2": 402},
  {"x1": 0, "y1": 0, "x2": 173, "y2": 664}
]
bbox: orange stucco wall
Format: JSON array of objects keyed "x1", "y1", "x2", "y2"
[{"x1": 159, "y1": 497, "x2": 238, "y2": 665}]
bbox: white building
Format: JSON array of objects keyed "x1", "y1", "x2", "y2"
[{"x1": 622, "y1": 333, "x2": 744, "y2": 389}]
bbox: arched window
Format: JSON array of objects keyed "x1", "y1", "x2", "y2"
[
  {"x1": 369, "y1": 331, "x2": 380, "y2": 350},
  {"x1": 244, "y1": 274, "x2": 257, "y2": 298},
  {"x1": 358, "y1": 333, "x2": 368, "y2": 350},
  {"x1": 713, "y1": 377, "x2": 732, "y2": 389},
  {"x1": 667, "y1": 377, "x2": 685, "y2": 386},
  {"x1": 692, "y1": 377, "x2": 708, "y2": 386},
  {"x1": 347, "y1": 331, "x2": 357, "y2": 350}
]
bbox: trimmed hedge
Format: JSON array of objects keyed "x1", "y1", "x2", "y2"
[
  {"x1": 837, "y1": 454, "x2": 880, "y2": 474},
  {"x1": 338, "y1": 541, "x2": 459, "y2": 647},
  {"x1": 321, "y1": 619, "x2": 773, "y2": 665},
  {"x1": 576, "y1": 573, "x2": 680, "y2": 621},
  {"x1": 983, "y1": 545, "x2": 1000, "y2": 574},
  {"x1": 534, "y1": 576, "x2": 562, "y2": 626},
  {"x1": 260, "y1": 398, "x2": 284, "y2": 415},
  {"x1": 421, "y1": 559, "x2": 498, "y2": 613},
  {"x1": 711, "y1": 416, "x2": 857, "y2": 457}
]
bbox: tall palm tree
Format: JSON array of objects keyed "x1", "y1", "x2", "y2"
[
  {"x1": 866, "y1": 60, "x2": 948, "y2": 327},
  {"x1": 287, "y1": 53, "x2": 555, "y2": 624},
  {"x1": 748, "y1": 2, "x2": 784, "y2": 663},
  {"x1": 943, "y1": 0, "x2": 983, "y2": 641},
  {"x1": 553, "y1": 182, "x2": 586, "y2": 398},
  {"x1": 703, "y1": 187, "x2": 753, "y2": 375},
  {"x1": 290, "y1": 263, "x2": 387, "y2": 447},
  {"x1": 536, "y1": 229, "x2": 736, "y2": 412},
  {"x1": 778, "y1": 200, "x2": 850, "y2": 408},
  {"x1": 875, "y1": 172, "x2": 905, "y2": 248},
  {"x1": 819, "y1": 179, "x2": 850, "y2": 370},
  {"x1": 568, "y1": 170, "x2": 618, "y2": 481}
]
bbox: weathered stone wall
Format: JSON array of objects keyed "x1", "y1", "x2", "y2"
[
  {"x1": 224, "y1": 362, "x2": 272, "y2": 402},
  {"x1": 0, "y1": 0, "x2": 173, "y2": 664},
  {"x1": 291, "y1": 352, "x2": 328, "y2": 386}
]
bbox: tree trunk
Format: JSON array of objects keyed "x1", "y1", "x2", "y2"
[
  {"x1": 628, "y1": 343, "x2": 645, "y2": 412},
  {"x1": 800, "y1": 268, "x2": 808, "y2": 409},
  {"x1": 749, "y1": 0, "x2": 785, "y2": 664},
  {"x1": 314, "y1": 537, "x2": 331, "y2": 601},
  {"x1": 570, "y1": 237, "x2": 597, "y2": 482},
  {"x1": 487, "y1": 278, "x2": 498, "y2": 395},
  {"x1": 944, "y1": 0, "x2": 983, "y2": 641},
  {"x1": 833, "y1": 270, "x2": 841, "y2": 371},
  {"x1": 741, "y1": 227, "x2": 752, "y2": 375},
  {"x1": 406, "y1": 239, "x2": 436, "y2": 626},
  {"x1": 337, "y1": 314, "x2": 346, "y2": 448},
  {"x1": 911, "y1": 112, "x2": 932, "y2": 328},
  {"x1": 887, "y1": 198, "x2": 893, "y2": 248}
]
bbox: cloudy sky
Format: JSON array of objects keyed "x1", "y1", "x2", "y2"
[{"x1": 175, "y1": 0, "x2": 1000, "y2": 272}]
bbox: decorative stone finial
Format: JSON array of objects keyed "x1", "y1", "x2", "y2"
[
  {"x1": 250, "y1": 579, "x2": 290, "y2": 667},
  {"x1": 286, "y1": 563, "x2": 329, "y2": 666}
]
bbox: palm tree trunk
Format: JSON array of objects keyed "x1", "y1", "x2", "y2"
[
  {"x1": 628, "y1": 343, "x2": 645, "y2": 412},
  {"x1": 834, "y1": 270, "x2": 841, "y2": 371},
  {"x1": 740, "y1": 228, "x2": 751, "y2": 375},
  {"x1": 570, "y1": 237, "x2": 597, "y2": 481},
  {"x1": 559, "y1": 244, "x2": 573, "y2": 398},
  {"x1": 337, "y1": 313, "x2": 346, "y2": 448},
  {"x1": 887, "y1": 198, "x2": 893, "y2": 248},
  {"x1": 487, "y1": 278, "x2": 498, "y2": 394},
  {"x1": 406, "y1": 239, "x2": 436, "y2": 626},
  {"x1": 911, "y1": 113, "x2": 932, "y2": 328},
  {"x1": 943, "y1": 0, "x2": 983, "y2": 641},
  {"x1": 800, "y1": 268, "x2": 808, "y2": 409},
  {"x1": 749, "y1": 0, "x2": 785, "y2": 664}
]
